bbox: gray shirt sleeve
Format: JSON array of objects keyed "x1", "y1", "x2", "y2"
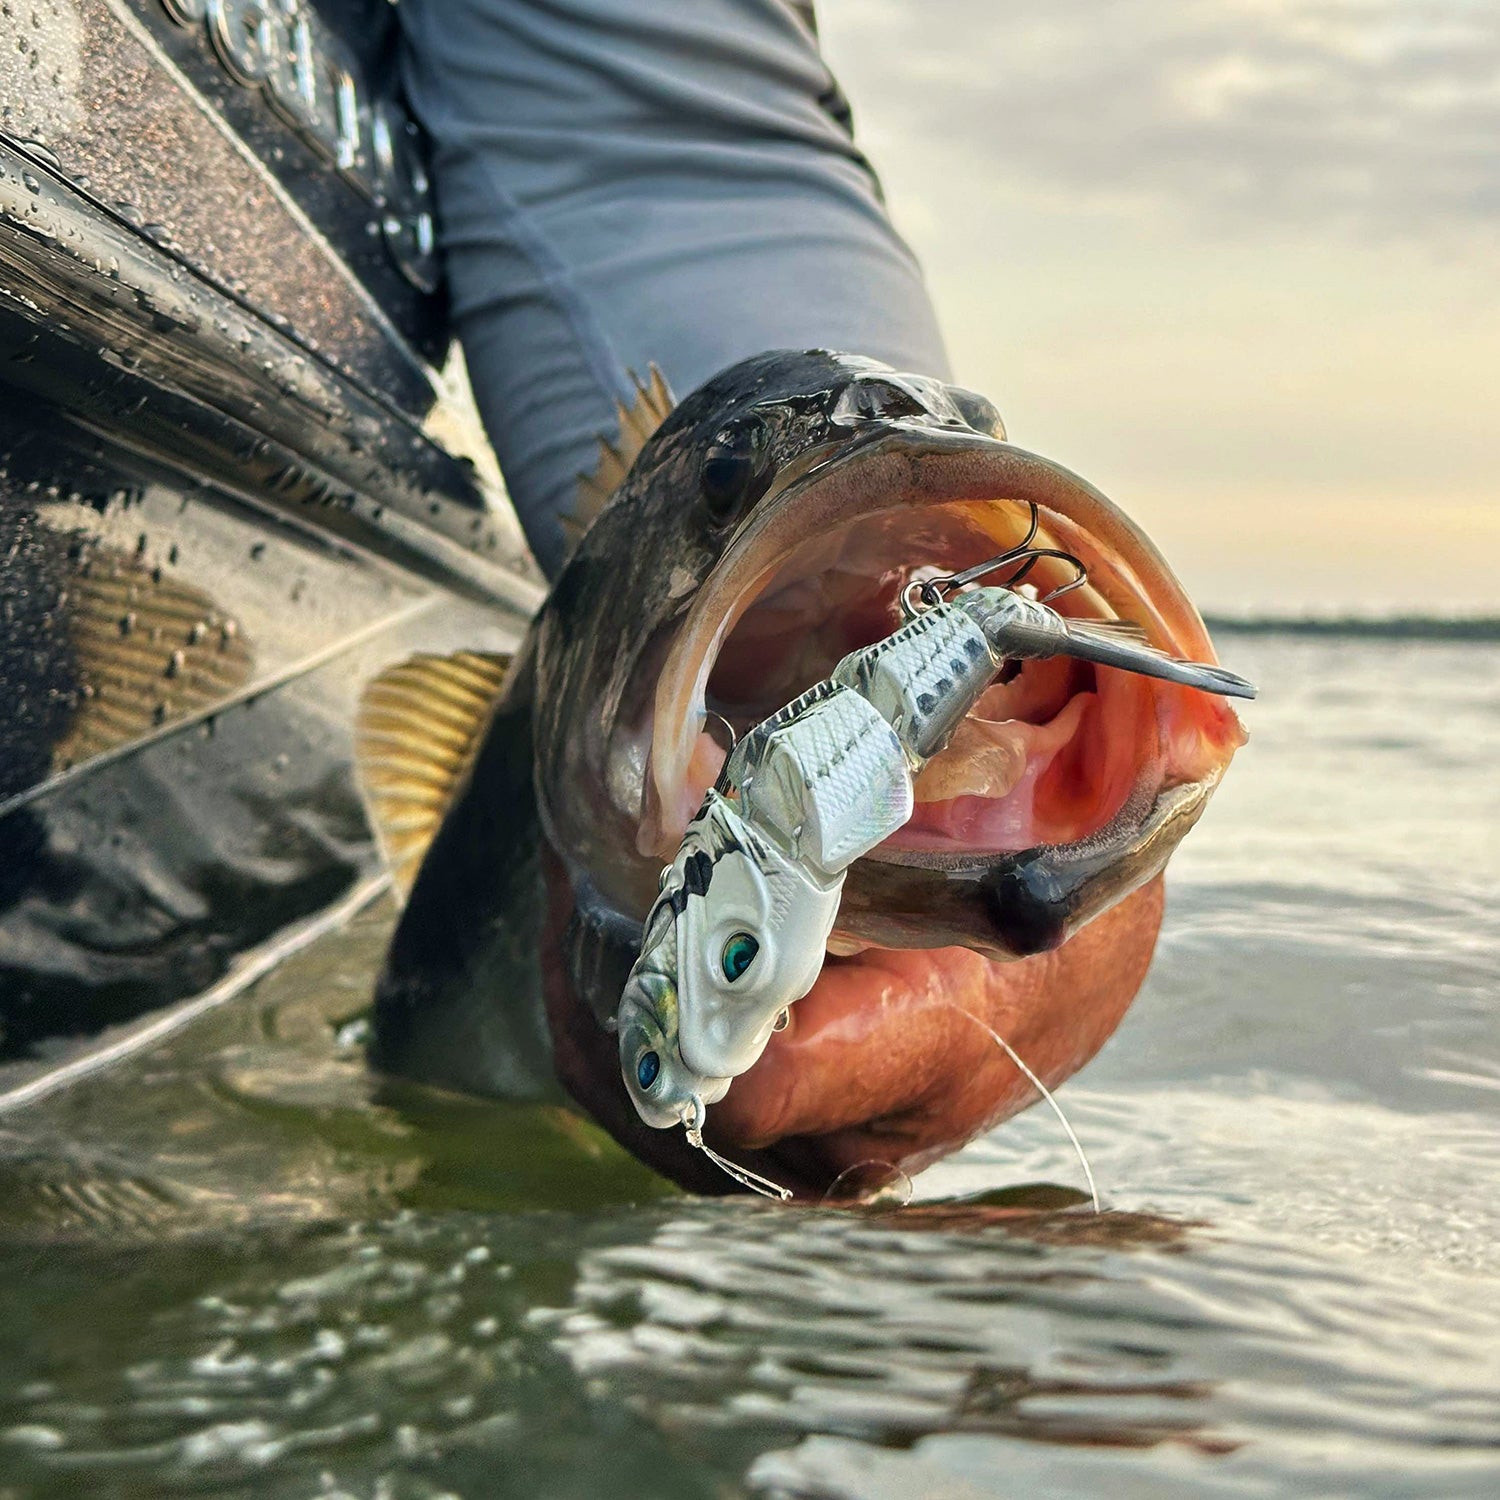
[{"x1": 399, "y1": 0, "x2": 950, "y2": 575}]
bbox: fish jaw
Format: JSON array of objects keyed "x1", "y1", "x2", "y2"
[
  {"x1": 541, "y1": 838, "x2": 1165, "y2": 1198},
  {"x1": 711, "y1": 879, "x2": 1166, "y2": 1181}
]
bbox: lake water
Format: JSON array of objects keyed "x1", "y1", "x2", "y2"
[{"x1": 0, "y1": 632, "x2": 1496, "y2": 1498}]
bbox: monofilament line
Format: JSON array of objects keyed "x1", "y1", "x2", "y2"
[
  {"x1": 686, "y1": 1122, "x2": 794, "y2": 1201},
  {"x1": 948, "y1": 1004, "x2": 1101, "y2": 1212}
]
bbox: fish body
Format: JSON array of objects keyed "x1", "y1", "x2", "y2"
[{"x1": 364, "y1": 350, "x2": 1248, "y2": 1197}]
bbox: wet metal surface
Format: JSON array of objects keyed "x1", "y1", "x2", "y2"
[
  {"x1": 0, "y1": 0, "x2": 438, "y2": 402},
  {"x1": 0, "y1": 443, "x2": 523, "y2": 1064},
  {"x1": 0, "y1": 137, "x2": 540, "y2": 601}
]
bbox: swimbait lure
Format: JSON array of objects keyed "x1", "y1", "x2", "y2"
[{"x1": 616, "y1": 556, "x2": 1255, "y2": 1195}]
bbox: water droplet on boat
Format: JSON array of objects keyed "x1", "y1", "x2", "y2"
[{"x1": 16, "y1": 138, "x2": 59, "y2": 169}]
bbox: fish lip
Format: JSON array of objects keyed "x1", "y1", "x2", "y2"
[
  {"x1": 837, "y1": 774, "x2": 1220, "y2": 958},
  {"x1": 645, "y1": 422, "x2": 1231, "y2": 860}
]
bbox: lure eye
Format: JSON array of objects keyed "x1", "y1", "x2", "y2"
[
  {"x1": 637, "y1": 1050, "x2": 661, "y2": 1090},
  {"x1": 721, "y1": 932, "x2": 759, "y2": 982},
  {"x1": 700, "y1": 414, "x2": 771, "y2": 525}
]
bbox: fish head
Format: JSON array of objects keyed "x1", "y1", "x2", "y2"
[
  {"x1": 534, "y1": 350, "x2": 1008, "y2": 905},
  {"x1": 532, "y1": 349, "x2": 1246, "y2": 1191}
]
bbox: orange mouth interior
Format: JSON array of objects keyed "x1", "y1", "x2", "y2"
[{"x1": 695, "y1": 500, "x2": 1204, "y2": 858}]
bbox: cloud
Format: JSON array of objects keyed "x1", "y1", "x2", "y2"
[{"x1": 820, "y1": 0, "x2": 1500, "y2": 236}]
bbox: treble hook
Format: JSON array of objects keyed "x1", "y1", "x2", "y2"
[
  {"x1": 706, "y1": 710, "x2": 742, "y2": 796},
  {"x1": 900, "y1": 501, "x2": 1089, "y2": 619}
]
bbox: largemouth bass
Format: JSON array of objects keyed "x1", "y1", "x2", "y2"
[{"x1": 357, "y1": 349, "x2": 1246, "y2": 1199}]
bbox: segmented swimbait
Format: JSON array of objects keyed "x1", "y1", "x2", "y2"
[{"x1": 616, "y1": 583, "x2": 1254, "y2": 1187}]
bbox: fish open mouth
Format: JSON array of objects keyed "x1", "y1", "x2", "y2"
[
  {"x1": 612, "y1": 424, "x2": 1248, "y2": 1175},
  {"x1": 642, "y1": 427, "x2": 1245, "y2": 957}
]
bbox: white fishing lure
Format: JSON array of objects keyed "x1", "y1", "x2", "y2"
[{"x1": 616, "y1": 576, "x2": 1255, "y2": 1190}]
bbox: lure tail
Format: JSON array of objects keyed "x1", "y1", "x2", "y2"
[
  {"x1": 1051, "y1": 615, "x2": 1257, "y2": 698},
  {"x1": 949, "y1": 582, "x2": 1256, "y2": 701}
]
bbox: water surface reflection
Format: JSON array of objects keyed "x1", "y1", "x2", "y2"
[{"x1": 0, "y1": 635, "x2": 1497, "y2": 1498}]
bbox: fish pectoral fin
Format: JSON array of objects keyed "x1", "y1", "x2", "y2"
[
  {"x1": 355, "y1": 650, "x2": 512, "y2": 902},
  {"x1": 53, "y1": 549, "x2": 255, "y2": 772},
  {"x1": 562, "y1": 363, "x2": 677, "y2": 548}
]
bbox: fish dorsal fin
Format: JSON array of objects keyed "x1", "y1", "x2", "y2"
[
  {"x1": 566, "y1": 364, "x2": 676, "y2": 547},
  {"x1": 355, "y1": 651, "x2": 512, "y2": 902},
  {"x1": 52, "y1": 551, "x2": 254, "y2": 772}
]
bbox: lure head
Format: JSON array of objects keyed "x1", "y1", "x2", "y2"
[
  {"x1": 617, "y1": 902, "x2": 731, "y2": 1130},
  {"x1": 618, "y1": 790, "x2": 841, "y2": 1126}
]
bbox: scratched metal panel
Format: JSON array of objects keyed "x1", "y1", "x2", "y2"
[
  {"x1": 0, "y1": 141, "x2": 541, "y2": 602},
  {"x1": 0, "y1": 428, "x2": 522, "y2": 1066},
  {"x1": 1, "y1": 477, "x2": 426, "y2": 803},
  {"x1": 0, "y1": 0, "x2": 437, "y2": 408},
  {"x1": 0, "y1": 0, "x2": 541, "y2": 1070}
]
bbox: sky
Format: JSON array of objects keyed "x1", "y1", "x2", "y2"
[{"x1": 817, "y1": 0, "x2": 1500, "y2": 614}]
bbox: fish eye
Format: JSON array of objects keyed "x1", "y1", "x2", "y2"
[
  {"x1": 700, "y1": 414, "x2": 771, "y2": 525},
  {"x1": 721, "y1": 932, "x2": 760, "y2": 982},
  {"x1": 637, "y1": 1050, "x2": 661, "y2": 1090}
]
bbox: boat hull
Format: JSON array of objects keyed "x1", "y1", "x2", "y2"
[{"x1": 0, "y1": 0, "x2": 537, "y2": 1076}]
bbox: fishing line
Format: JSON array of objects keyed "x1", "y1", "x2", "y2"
[
  {"x1": 946, "y1": 1003, "x2": 1101, "y2": 1213},
  {"x1": 684, "y1": 1097, "x2": 793, "y2": 1202}
]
